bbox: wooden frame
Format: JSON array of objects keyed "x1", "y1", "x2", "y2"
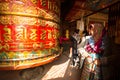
[{"x1": 115, "y1": 19, "x2": 120, "y2": 44}]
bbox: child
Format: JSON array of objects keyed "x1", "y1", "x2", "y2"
[{"x1": 70, "y1": 29, "x2": 81, "y2": 67}]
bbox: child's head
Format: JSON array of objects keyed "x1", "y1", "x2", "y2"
[{"x1": 74, "y1": 29, "x2": 80, "y2": 34}]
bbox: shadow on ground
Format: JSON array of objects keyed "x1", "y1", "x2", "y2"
[{"x1": 0, "y1": 49, "x2": 81, "y2": 80}]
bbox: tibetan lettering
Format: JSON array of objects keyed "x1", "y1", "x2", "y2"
[
  {"x1": 47, "y1": 30, "x2": 52, "y2": 39},
  {"x1": 3, "y1": 27, "x2": 12, "y2": 42},
  {"x1": 30, "y1": 29, "x2": 37, "y2": 41},
  {"x1": 16, "y1": 28, "x2": 27, "y2": 41}
]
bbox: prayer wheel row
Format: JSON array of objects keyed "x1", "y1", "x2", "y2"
[{"x1": 0, "y1": 0, "x2": 61, "y2": 70}]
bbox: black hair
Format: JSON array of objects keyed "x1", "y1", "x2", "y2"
[
  {"x1": 74, "y1": 29, "x2": 79, "y2": 34},
  {"x1": 89, "y1": 24, "x2": 94, "y2": 30}
]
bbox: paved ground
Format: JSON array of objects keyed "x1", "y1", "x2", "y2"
[{"x1": 0, "y1": 49, "x2": 81, "y2": 80}]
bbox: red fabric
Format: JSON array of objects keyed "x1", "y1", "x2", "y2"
[
  {"x1": 85, "y1": 38, "x2": 102, "y2": 53},
  {"x1": 59, "y1": 37, "x2": 69, "y2": 44},
  {"x1": 85, "y1": 43, "x2": 95, "y2": 53}
]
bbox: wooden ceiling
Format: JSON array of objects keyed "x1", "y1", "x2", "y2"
[{"x1": 61, "y1": 0, "x2": 119, "y2": 22}]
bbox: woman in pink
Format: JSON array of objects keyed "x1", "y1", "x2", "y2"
[{"x1": 80, "y1": 23, "x2": 105, "y2": 80}]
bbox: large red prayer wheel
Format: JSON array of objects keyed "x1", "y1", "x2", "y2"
[{"x1": 0, "y1": 0, "x2": 61, "y2": 70}]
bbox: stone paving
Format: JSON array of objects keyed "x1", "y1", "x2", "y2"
[
  {"x1": 0, "y1": 49, "x2": 81, "y2": 80},
  {"x1": 41, "y1": 50, "x2": 81, "y2": 80}
]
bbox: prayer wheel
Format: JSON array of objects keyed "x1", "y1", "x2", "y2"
[{"x1": 0, "y1": 0, "x2": 61, "y2": 70}]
